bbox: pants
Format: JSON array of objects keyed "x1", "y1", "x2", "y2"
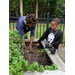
[{"x1": 15, "y1": 29, "x2": 28, "y2": 39}]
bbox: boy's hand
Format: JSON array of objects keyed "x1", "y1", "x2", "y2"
[
  {"x1": 34, "y1": 43, "x2": 40, "y2": 48},
  {"x1": 45, "y1": 43, "x2": 52, "y2": 48},
  {"x1": 49, "y1": 43, "x2": 51, "y2": 46},
  {"x1": 36, "y1": 43, "x2": 40, "y2": 46}
]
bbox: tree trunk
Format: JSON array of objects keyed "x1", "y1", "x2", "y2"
[
  {"x1": 36, "y1": 0, "x2": 38, "y2": 18},
  {"x1": 20, "y1": 0, "x2": 23, "y2": 16}
]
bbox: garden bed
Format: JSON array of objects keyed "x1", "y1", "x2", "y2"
[
  {"x1": 23, "y1": 44, "x2": 52, "y2": 66},
  {"x1": 9, "y1": 30, "x2": 65, "y2": 75}
]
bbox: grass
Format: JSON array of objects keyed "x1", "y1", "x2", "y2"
[{"x1": 9, "y1": 23, "x2": 65, "y2": 43}]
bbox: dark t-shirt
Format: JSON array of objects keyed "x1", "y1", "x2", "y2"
[{"x1": 38, "y1": 27, "x2": 63, "y2": 49}]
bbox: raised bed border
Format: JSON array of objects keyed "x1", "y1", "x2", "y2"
[{"x1": 24, "y1": 39, "x2": 38, "y2": 42}]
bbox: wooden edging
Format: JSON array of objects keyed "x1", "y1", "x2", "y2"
[
  {"x1": 24, "y1": 39, "x2": 39, "y2": 42},
  {"x1": 41, "y1": 41, "x2": 65, "y2": 72}
]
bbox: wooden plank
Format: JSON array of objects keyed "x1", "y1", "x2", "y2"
[
  {"x1": 47, "y1": 50, "x2": 65, "y2": 71},
  {"x1": 41, "y1": 41, "x2": 65, "y2": 72},
  {"x1": 24, "y1": 39, "x2": 38, "y2": 42}
]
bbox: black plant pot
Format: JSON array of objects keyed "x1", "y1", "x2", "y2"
[{"x1": 50, "y1": 48, "x2": 56, "y2": 54}]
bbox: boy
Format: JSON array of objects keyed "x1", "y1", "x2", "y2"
[
  {"x1": 16, "y1": 14, "x2": 38, "y2": 52},
  {"x1": 36, "y1": 18, "x2": 63, "y2": 54}
]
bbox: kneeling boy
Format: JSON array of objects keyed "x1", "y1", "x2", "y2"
[{"x1": 36, "y1": 18, "x2": 63, "y2": 54}]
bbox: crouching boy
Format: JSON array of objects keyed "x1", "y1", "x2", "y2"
[{"x1": 36, "y1": 18, "x2": 63, "y2": 54}]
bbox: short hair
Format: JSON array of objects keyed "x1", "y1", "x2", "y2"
[
  {"x1": 24, "y1": 14, "x2": 38, "y2": 25},
  {"x1": 52, "y1": 18, "x2": 60, "y2": 25}
]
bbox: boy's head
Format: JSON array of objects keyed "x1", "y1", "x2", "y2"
[
  {"x1": 51, "y1": 18, "x2": 60, "y2": 30},
  {"x1": 25, "y1": 14, "x2": 38, "y2": 27}
]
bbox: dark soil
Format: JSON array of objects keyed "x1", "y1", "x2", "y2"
[
  {"x1": 23, "y1": 45, "x2": 52, "y2": 66},
  {"x1": 23, "y1": 43, "x2": 65, "y2": 67}
]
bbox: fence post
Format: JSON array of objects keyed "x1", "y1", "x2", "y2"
[
  {"x1": 47, "y1": 12, "x2": 49, "y2": 29},
  {"x1": 46, "y1": 12, "x2": 49, "y2": 40}
]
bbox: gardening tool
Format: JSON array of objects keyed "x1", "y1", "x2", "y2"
[{"x1": 33, "y1": 45, "x2": 39, "y2": 48}]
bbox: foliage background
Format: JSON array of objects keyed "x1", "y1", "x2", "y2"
[{"x1": 9, "y1": 0, "x2": 65, "y2": 18}]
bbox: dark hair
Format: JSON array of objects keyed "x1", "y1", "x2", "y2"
[
  {"x1": 52, "y1": 18, "x2": 60, "y2": 25},
  {"x1": 24, "y1": 14, "x2": 38, "y2": 25}
]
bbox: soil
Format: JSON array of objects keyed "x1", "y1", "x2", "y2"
[
  {"x1": 23, "y1": 46, "x2": 52, "y2": 66},
  {"x1": 23, "y1": 43, "x2": 65, "y2": 66}
]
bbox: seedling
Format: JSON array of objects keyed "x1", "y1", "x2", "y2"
[{"x1": 36, "y1": 49, "x2": 46, "y2": 53}]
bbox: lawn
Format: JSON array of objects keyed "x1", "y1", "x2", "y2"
[{"x1": 9, "y1": 23, "x2": 65, "y2": 43}]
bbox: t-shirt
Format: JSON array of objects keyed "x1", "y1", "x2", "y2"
[
  {"x1": 38, "y1": 27, "x2": 63, "y2": 49},
  {"x1": 16, "y1": 16, "x2": 36, "y2": 38}
]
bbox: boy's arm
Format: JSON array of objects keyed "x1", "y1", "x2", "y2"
[
  {"x1": 38, "y1": 28, "x2": 49, "y2": 43},
  {"x1": 51, "y1": 32, "x2": 63, "y2": 46}
]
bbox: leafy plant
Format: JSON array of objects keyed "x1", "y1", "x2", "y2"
[
  {"x1": 36, "y1": 49, "x2": 46, "y2": 53},
  {"x1": 39, "y1": 65, "x2": 45, "y2": 72}
]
